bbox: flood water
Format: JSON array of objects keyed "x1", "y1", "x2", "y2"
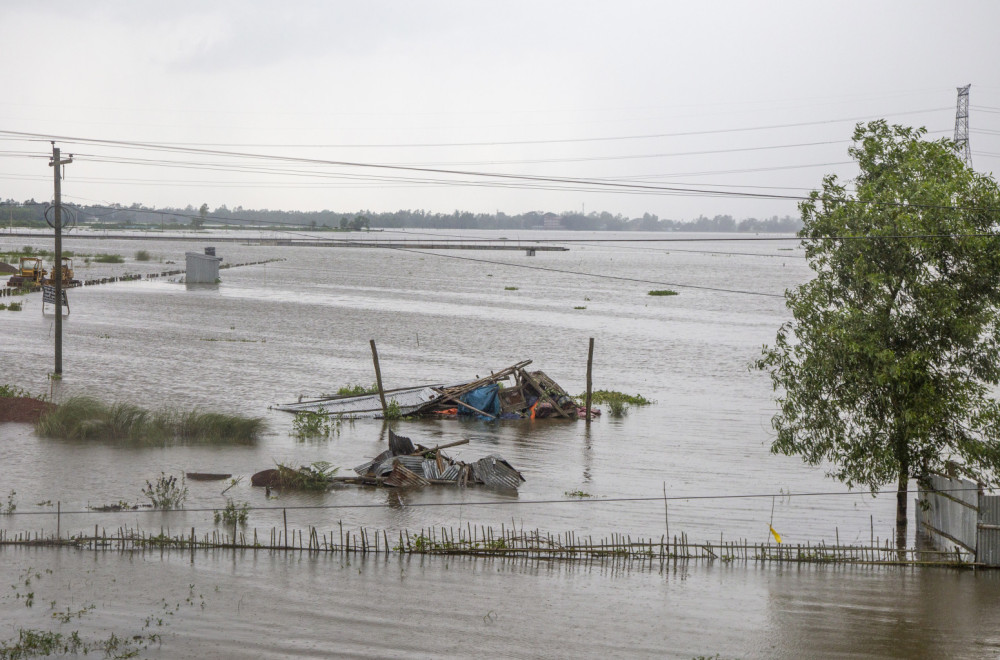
[{"x1": 2, "y1": 229, "x2": 999, "y2": 658}]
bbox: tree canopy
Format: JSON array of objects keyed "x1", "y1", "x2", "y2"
[{"x1": 755, "y1": 120, "x2": 1000, "y2": 547}]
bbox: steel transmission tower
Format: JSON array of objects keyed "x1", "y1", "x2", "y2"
[{"x1": 954, "y1": 84, "x2": 972, "y2": 167}]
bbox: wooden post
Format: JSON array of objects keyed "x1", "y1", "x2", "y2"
[
  {"x1": 56, "y1": 501, "x2": 60, "y2": 539},
  {"x1": 370, "y1": 339, "x2": 388, "y2": 416},
  {"x1": 585, "y1": 337, "x2": 594, "y2": 424}
]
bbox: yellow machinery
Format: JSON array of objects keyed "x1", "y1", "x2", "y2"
[
  {"x1": 41, "y1": 257, "x2": 81, "y2": 288},
  {"x1": 6, "y1": 257, "x2": 46, "y2": 288}
]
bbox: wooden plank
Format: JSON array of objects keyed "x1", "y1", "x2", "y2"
[{"x1": 521, "y1": 369, "x2": 571, "y2": 418}]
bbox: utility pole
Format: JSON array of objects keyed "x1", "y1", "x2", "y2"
[
  {"x1": 954, "y1": 84, "x2": 972, "y2": 168},
  {"x1": 49, "y1": 143, "x2": 73, "y2": 376}
]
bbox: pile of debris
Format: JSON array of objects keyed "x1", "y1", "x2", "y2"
[
  {"x1": 251, "y1": 431, "x2": 525, "y2": 491},
  {"x1": 276, "y1": 360, "x2": 596, "y2": 421},
  {"x1": 351, "y1": 431, "x2": 525, "y2": 489}
]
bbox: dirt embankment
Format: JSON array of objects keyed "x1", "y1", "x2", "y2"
[{"x1": 0, "y1": 397, "x2": 55, "y2": 423}]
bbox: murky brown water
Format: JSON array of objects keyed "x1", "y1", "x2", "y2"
[{"x1": 2, "y1": 229, "x2": 998, "y2": 658}]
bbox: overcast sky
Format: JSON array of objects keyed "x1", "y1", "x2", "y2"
[{"x1": 1, "y1": 0, "x2": 998, "y2": 221}]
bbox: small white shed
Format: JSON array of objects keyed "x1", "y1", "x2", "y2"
[{"x1": 185, "y1": 248, "x2": 223, "y2": 283}]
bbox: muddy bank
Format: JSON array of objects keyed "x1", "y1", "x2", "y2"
[{"x1": 0, "y1": 397, "x2": 54, "y2": 423}]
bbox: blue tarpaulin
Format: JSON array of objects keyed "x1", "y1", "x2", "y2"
[{"x1": 459, "y1": 384, "x2": 501, "y2": 420}]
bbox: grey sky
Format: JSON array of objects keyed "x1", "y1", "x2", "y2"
[{"x1": 1, "y1": 0, "x2": 998, "y2": 220}]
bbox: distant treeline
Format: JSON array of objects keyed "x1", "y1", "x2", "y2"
[{"x1": 0, "y1": 199, "x2": 802, "y2": 233}]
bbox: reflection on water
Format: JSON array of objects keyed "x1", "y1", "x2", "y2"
[{"x1": 0, "y1": 230, "x2": 992, "y2": 656}]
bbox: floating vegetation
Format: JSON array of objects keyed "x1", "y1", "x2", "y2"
[
  {"x1": 34, "y1": 396, "x2": 265, "y2": 445},
  {"x1": 573, "y1": 306, "x2": 586, "y2": 310},
  {"x1": 214, "y1": 498, "x2": 250, "y2": 525},
  {"x1": 3, "y1": 490, "x2": 15, "y2": 515},
  {"x1": 0, "y1": 301, "x2": 22, "y2": 311},
  {"x1": 504, "y1": 286, "x2": 519, "y2": 291},
  {"x1": 135, "y1": 249, "x2": 151, "y2": 261},
  {"x1": 574, "y1": 390, "x2": 652, "y2": 417},
  {"x1": 383, "y1": 399, "x2": 404, "y2": 420},
  {"x1": 577, "y1": 390, "x2": 653, "y2": 406},
  {"x1": 647, "y1": 289, "x2": 678, "y2": 296},
  {"x1": 92, "y1": 253, "x2": 124, "y2": 263},
  {"x1": 199, "y1": 337, "x2": 263, "y2": 343},
  {"x1": 291, "y1": 409, "x2": 342, "y2": 440},
  {"x1": 565, "y1": 490, "x2": 592, "y2": 498},
  {"x1": 271, "y1": 461, "x2": 339, "y2": 490}
]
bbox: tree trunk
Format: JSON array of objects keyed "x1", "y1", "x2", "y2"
[{"x1": 896, "y1": 466, "x2": 909, "y2": 555}]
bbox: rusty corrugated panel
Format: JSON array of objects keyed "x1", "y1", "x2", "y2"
[
  {"x1": 274, "y1": 385, "x2": 444, "y2": 418},
  {"x1": 470, "y1": 455, "x2": 525, "y2": 490},
  {"x1": 384, "y1": 461, "x2": 431, "y2": 488},
  {"x1": 354, "y1": 449, "x2": 392, "y2": 476},
  {"x1": 389, "y1": 430, "x2": 415, "y2": 456}
]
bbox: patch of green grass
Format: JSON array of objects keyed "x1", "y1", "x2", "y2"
[
  {"x1": 0, "y1": 301, "x2": 23, "y2": 311},
  {"x1": 135, "y1": 249, "x2": 151, "y2": 261},
  {"x1": 92, "y1": 253, "x2": 124, "y2": 263},
  {"x1": 647, "y1": 289, "x2": 678, "y2": 296},
  {"x1": 334, "y1": 383, "x2": 378, "y2": 397},
  {"x1": 35, "y1": 396, "x2": 265, "y2": 445},
  {"x1": 577, "y1": 390, "x2": 652, "y2": 406}
]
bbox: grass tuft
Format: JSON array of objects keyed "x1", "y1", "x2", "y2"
[
  {"x1": 647, "y1": 289, "x2": 678, "y2": 296},
  {"x1": 35, "y1": 396, "x2": 264, "y2": 445}
]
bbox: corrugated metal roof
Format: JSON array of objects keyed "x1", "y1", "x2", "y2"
[
  {"x1": 354, "y1": 449, "x2": 392, "y2": 476},
  {"x1": 422, "y1": 460, "x2": 461, "y2": 481},
  {"x1": 384, "y1": 462, "x2": 431, "y2": 488},
  {"x1": 471, "y1": 455, "x2": 525, "y2": 490},
  {"x1": 274, "y1": 385, "x2": 444, "y2": 418}
]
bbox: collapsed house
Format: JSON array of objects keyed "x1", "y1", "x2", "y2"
[
  {"x1": 251, "y1": 431, "x2": 525, "y2": 491},
  {"x1": 275, "y1": 359, "x2": 594, "y2": 420}
]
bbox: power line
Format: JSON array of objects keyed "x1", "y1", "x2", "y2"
[{"x1": 2, "y1": 486, "x2": 983, "y2": 517}]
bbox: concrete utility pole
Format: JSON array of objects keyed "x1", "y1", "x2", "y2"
[
  {"x1": 954, "y1": 84, "x2": 972, "y2": 168},
  {"x1": 49, "y1": 143, "x2": 72, "y2": 376}
]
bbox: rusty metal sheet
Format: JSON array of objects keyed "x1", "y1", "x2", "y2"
[
  {"x1": 471, "y1": 455, "x2": 525, "y2": 490},
  {"x1": 389, "y1": 430, "x2": 415, "y2": 456},
  {"x1": 384, "y1": 461, "x2": 431, "y2": 488},
  {"x1": 274, "y1": 385, "x2": 444, "y2": 418}
]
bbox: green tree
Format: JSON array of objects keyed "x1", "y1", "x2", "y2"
[
  {"x1": 192, "y1": 203, "x2": 209, "y2": 229},
  {"x1": 755, "y1": 121, "x2": 1000, "y2": 549}
]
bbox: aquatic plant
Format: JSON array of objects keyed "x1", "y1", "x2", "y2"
[
  {"x1": 647, "y1": 289, "x2": 678, "y2": 296},
  {"x1": 564, "y1": 490, "x2": 592, "y2": 498},
  {"x1": 214, "y1": 498, "x2": 250, "y2": 525},
  {"x1": 382, "y1": 398, "x2": 403, "y2": 420},
  {"x1": 576, "y1": 390, "x2": 653, "y2": 406},
  {"x1": 0, "y1": 384, "x2": 31, "y2": 398},
  {"x1": 273, "y1": 461, "x2": 339, "y2": 490},
  {"x1": 607, "y1": 399, "x2": 629, "y2": 416},
  {"x1": 92, "y1": 253, "x2": 124, "y2": 263},
  {"x1": 142, "y1": 473, "x2": 187, "y2": 509},
  {"x1": 3, "y1": 490, "x2": 15, "y2": 515},
  {"x1": 291, "y1": 409, "x2": 341, "y2": 439},
  {"x1": 135, "y1": 249, "x2": 151, "y2": 261},
  {"x1": 504, "y1": 286, "x2": 518, "y2": 290},
  {"x1": 573, "y1": 306, "x2": 586, "y2": 310},
  {"x1": 35, "y1": 397, "x2": 264, "y2": 445},
  {"x1": 0, "y1": 301, "x2": 23, "y2": 311}
]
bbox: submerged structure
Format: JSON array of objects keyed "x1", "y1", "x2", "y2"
[{"x1": 275, "y1": 360, "x2": 589, "y2": 420}]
